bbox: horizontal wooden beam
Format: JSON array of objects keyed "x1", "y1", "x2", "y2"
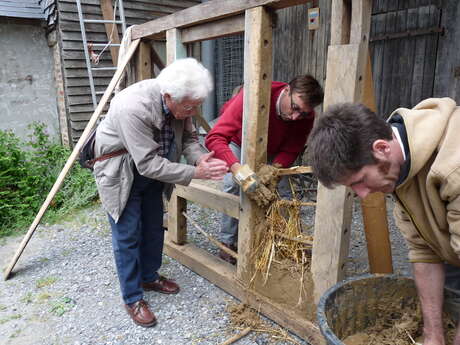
[
  {"x1": 131, "y1": 0, "x2": 310, "y2": 40},
  {"x1": 163, "y1": 237, "x2": 325, "y2": 345},
  {"x1": 175, "y1": 182, "x2": 240, "y2": 219},
  {"x1": 181, "y1": 15, "x2": 245, "y2": 43}
]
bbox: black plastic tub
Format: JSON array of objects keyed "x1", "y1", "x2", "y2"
[{"x1": 316, "y1": 274, "x2": 419, "y2": 345}]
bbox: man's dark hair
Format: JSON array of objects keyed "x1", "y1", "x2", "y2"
[
  {"x1": 289, "y1": 75, "x2": 324, "y2": 108},
  {"x1": 307, "y1": 103, "x2": 393, "y2": 188}
]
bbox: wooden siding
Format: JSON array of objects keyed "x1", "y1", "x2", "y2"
[
  {"x1": 273, "y1": 1, "x2": 330, "y2": 94},
  {"x1": 0, "y1": 0, "x2": 45, "y2": 19},
  {"x1": 370, "y1": 0, "x2": 442, "y2": 118},
  {"x1": 56, "y1": 0, "x2": 201, "y2": 143}
]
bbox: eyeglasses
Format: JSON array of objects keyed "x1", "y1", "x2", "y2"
[
  {"x1": 182, "y1": 104, "x2": 198, "y2": 111},
  {"x1": 289, "y1": 92, "x2": 313, "y2": 119}
]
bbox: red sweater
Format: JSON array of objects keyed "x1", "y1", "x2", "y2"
[{"x1": 205, "y1": 82, "x2": 314, "y2": 168}]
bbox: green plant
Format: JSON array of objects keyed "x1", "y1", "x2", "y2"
[
  {"x1": 36, "y1": 276, "x2": 57, "y2": 288},
  {"x1": 50, "y1": 296, "x2": 75, "y2": 316},
  {"x1": 0, "y1": 122, "x2": 98, "y2": 237}
]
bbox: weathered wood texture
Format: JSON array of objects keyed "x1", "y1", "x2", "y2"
[
  {"x1": 131, "y1": 0, "x2": 310, "y2": 40},
  {"x1": 0, "y1": 0, "x2": 45, "y2": 19},
  {"x1": 311, "y1": 0, "x2": 371, "y2": 303},
  {"x1": 369, "y1": 0, "x2": 443, "y2": 118},
  {"x1": 55, "y1": 0, "x2": 200, "y2": 144},
  {"x1": 237, "y1": 6, "x2": 273, "y2": 284},
  {"x1": 272, "y1": 1, "x2": 331, "y2": 97}
]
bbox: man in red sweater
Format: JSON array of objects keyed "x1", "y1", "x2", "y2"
[{"x1": 205, "y1": 75, "x2": 324, "y2": 264}]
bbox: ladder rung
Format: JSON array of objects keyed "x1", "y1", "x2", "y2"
[
  {"x1": 92, "y1": 67, "x2": 117, "y2": 71},
  {"x1": 91, "y1": 43, "x2": 121, "y2": 47},
  {"x1": 84, "y1": 19, "x2": 124, "y2": 24}
]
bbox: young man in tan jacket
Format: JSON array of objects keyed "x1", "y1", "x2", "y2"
[{"x1": 308, "y1": 98, "x2": 460, "y2": 345}]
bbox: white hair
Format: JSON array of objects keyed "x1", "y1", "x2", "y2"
[{"x1": 156, "y1": 58, "x2": 213, "y2": 101}]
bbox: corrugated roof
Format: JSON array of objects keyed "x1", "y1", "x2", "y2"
[{"x1": 0, "y1": 0, "x2": 45, "y2": 19}]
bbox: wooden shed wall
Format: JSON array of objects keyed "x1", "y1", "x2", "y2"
[
  {"x1": 55, "y1": 0, "x2": 200, "y2": 144},
  {"x1": 273, "y1": 1, "x2": 330, "y2": 95},
  {"x1": 274, "y1": 0, "x2": 460, "y2": 120}
]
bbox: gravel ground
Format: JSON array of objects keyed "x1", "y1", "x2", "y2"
[{"x1": 0, "y1": 181, "x2": 410, "y2": 345}]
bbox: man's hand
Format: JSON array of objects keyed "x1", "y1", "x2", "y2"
[{"x1": 194, "y1": 151, "x2": 228, "y2": 180}]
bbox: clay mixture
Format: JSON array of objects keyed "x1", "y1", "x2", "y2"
[
  {"x1": 342, "y1": 304, "x2": 456, "y2": 345},
  {"x1": 246, "y1": 164, "x2": 317, "y2": 321}
]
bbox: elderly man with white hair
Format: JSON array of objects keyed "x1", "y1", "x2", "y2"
[{"x1": 93, "y1": 58, "x2": 228, "y2": 327}]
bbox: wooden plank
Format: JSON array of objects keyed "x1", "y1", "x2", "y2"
[
  {"x1": 360, "y1": 55, "x2": 393, "y2": 274},
  {"x1": 181, "y1": 14, "x2": 245, "y2": 43},
  {"x1": 100, "y1": 0, "x2": 121, "y2": 65},
  {"x1": 136, "y1": 41, "x2": 152, "y2": 81},
  {"x1": 433, "y1": 0, "x2": 460, "y2": 99},
  {"x1": 163, "y1": 239, "x2": 325, "y2": 345},
  {"x1": 237, "y1": 6, "x2": 273, "y2": 284},
  {"x1": 330, "y1": 0, "x2": 351, "y2": 45},
  {"x1": 311, "y1": 0, "x2": 371, "y2": 303},
  {"x1": 410, "y1": 6, "x2": 428, "y2": 106},
  {"x1": 167, "y1": 189, "x2": 187, "y2": 244},
  {"x1": 132, "y1": 0, "x2": 310, "y2": 40},
  {"x1": 166, "y1": 28, "x2": 186, "y2": 65},
  {"x1": 174, "y1": 183, "x2": 240, "y2": 219},
  {"x1": 350, "y1": 0, "x2": 372, "y2": 45}
]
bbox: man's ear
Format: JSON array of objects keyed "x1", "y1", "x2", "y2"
[{"x1": 371, "y1": 139, "x2": 391, "y2": 160}]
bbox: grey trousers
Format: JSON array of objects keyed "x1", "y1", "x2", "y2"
[
  {"x1": 444, "y1": 263, "x2": 460, "y2": 322},
  {"x1": 220, "y1": 142, "x2": 292, "y2": 246}
]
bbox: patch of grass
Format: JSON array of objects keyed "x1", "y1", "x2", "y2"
[
  {"x1": 0, "y1": 122, "x2": 98, "y2": 238},
  {"x1": 0, "y1": 304, "x2": 6, "y2": 311},
  {"x1": 36, "y1": 276, "x2": 58, "y2": 288},
  {"x1": 39, "y1": 257, "x2": 50, "y2": 263},
  {"x1": 37, "y1": 292, "x2": 52, "y2": 302},
  {"x1": 0, "y1": 314, "x2": 22, "y2": 325},
  {"x1": 9, "y1": 328, "x2": 21, "y2": 338},
  {"x1": 61, "y1": 249, "x2": 72, "y2": 257},
  {"x1": 50, "y1": 296, "x2": 75, "y2": 317},
  {"x1": 20, "y1": 292, "x2": 34, "y2": 304}
]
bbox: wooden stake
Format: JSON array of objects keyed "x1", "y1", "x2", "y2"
[
  {"x1": 276, "y1": 166, "x2": 312, "y2": 176},
  {"x1": 219, "y1": 327, "x2": 252, "y2": 345},
  {"x1": 181, "y1": 212, "x2": 237, "y2": 259},
  {"x1": 3, "y1": 39, "x2": 141, "y2": 281}
]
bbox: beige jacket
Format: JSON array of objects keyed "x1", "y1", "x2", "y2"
[
  {"x1": 93, "y1": 79, "x2": 206, "y2": 222},
  {"x1": 392, "y1": 98, "x2": 460, "y2": 267}
]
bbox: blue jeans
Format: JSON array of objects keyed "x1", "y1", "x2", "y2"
[
  {"x1": 108, "y1": 167, "x2": 164, "y2": 305},
  {"x1": 220, "y1": 143, "x2": 292, "y2": 246}
]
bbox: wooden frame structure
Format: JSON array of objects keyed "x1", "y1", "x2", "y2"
[
  {"x1": 4, "y1": 0, "x2": 381, "y2": 343},
  {"x1": 129, "y1": 0, "x2": 374, "y2": 342}
]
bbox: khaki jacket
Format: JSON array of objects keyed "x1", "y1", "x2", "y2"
[
  {"x1": 93, "y1": 79, "x2": 206, "y2": 222},
  {"x1": 392, "y1": 98, "x2": 460, "y2": 267}
]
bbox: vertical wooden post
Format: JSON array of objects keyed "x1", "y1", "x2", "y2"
[
  {"x1": 136, "y1": 41, "x2": 152, "y2": 81},
  {"x1": 165, "y1": 28, "x2": 188, "y2": 244},
  {"x1": 360, "y1": 55, "x2": 393, "y2": 274},
  {"x1": 168, "y1": 189, "x2": 187, "y2": 244},
  {"x1": 311, "y1": 0, "x2": 372, "y2": 303},
  {"x1": 100, "y1": 0, "x2": 121, "y2": 65},
  {"x1": 166, "y1": 28, "x2": 187, "y2": 64},
  {"x1": 237, "y1": 6, "x2": 273, "y2": 284}
]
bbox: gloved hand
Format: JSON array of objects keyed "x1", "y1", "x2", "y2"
[{"x1": 232, "y1": 164, "x2": 259, "y2": 193}]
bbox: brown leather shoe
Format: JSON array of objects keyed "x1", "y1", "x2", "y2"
[
  {"x1": 218, "y1": 243, "x2": 237, "y2": 265},
  {"x1": 142, "y1": 276, "x2": 180, "y2": 294},
  {"x1": 125, "y1": 299, "x2": 157, "y2": 327}
]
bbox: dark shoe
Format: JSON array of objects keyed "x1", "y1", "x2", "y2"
[
  {"x1": 125, "y1": 299, "x2": 157, "y2": 327},
  {"x1": 142, "y1": 276, "x2": 180, "y2": 294},
  {"x1": 219, "y1": 243, "x2": 237, "y2": 265}
]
